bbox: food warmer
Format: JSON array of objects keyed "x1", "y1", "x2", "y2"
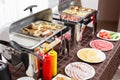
[
  {"x1": 53, "y1": 0, "x2": 97, "y2": 44},
  {"x1": 0, "y1": 8, "x2": 70, "y2": 71},
  {"x1": 9, "y1": 8, "x2": 68, "y2": 50}
]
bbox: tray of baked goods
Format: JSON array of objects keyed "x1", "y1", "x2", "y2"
[
  {"x1": 10, "y1": 20, "x2": 66, "y2": 49},
  {"x1": 15, "y1": 20, "x2": 66, "y2": 40},
  {"x1": 9, "y1": 8, "x2": 67, "y2": 49},
  {"x1": 60, "y1": 6, "x2": 94, "y2": 22}
]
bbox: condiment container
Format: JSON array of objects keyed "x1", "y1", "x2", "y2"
[
  {"x1": 37, "y1": 50, "x2": 44, "y2": 78},
  {"x1": 49, "y1": 49, "x2": 57, "y2": 76},
  {"x1": 42, "y1": 53, "x2": 52, "y2": 80}
]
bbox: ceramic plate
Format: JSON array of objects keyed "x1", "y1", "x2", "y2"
[
  {"x1": 90, "y1": 39, "x2": 114, "y2": 51},
  {"x1": 77, "y1": 48, "x2": 106, "y2": 63},
  {"x1": 97, "y1": 29, "x2": 120, "y2": 41},
  {"x1": 17, "y1": 77, "x2": 34, "y2": 80},
  {"x1": 65, "y1": 62, "x2": 95, "y2": 80},
  {"x1": 52, "y1": 74, "x2": 71, "y2": 80}
]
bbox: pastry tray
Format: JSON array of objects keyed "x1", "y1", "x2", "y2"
[
  {"x1": 10, "y1": 22, "x2": 66, "y2": 49},
  {"x1": 60, "y1": 6, "x2": 94, "y2": 23}
]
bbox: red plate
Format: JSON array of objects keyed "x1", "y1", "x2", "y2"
[{"x1": 90, "y1": 39, "x2": 114, "y2": 51}]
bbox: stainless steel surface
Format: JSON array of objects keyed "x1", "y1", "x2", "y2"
[
  {"x1": 63, "y1": 36, "x2": 67, "y2": 54},
  {"x1": 13, "y1": 22, "x2": 66, "y2": 40},
  {"x1": 10, "y1": 25, "x2": 66, "y2": 49},
  {"x1": 54, "y1": 1, "x2": 97, "y2": 45},
  {"x1": 9, "y1": 41, "x2": 44, "y2": 61},
  {"x1": 57, "y1": 0, "x2": 83, "y2": 23},
  {"x1": 59, "y1": 31, "x2": 63, "y2": 55},
  {"x1": 74, "y1": 23, "x2": 81, "y2": 46},
  {"x1": 9, "y1": 8, "x2": 67, "y2": 49},
  {"x1": 26, "y1": 54, "x2": 34, "y2": 77},
  {"x1": 10, "y1": 8, "x2": 52, "y2": 34},
  {"x1": 58, "y1": 0, "x2": 81, "y2": 13}
]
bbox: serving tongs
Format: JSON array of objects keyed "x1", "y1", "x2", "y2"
[
  {"x1": 59, "y1": 31, "x2": 63, "y2": 55},
  {"x1": 63, "y1": 36, "x2": 68, "y2": 55},
  {"x1": 0, "y1": 40, "x2": 44, "y2": 62}
]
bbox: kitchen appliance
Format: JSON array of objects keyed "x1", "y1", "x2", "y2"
[
  {"x1": 0, "y1": 40, "x2": 44, "y2": 71},
  {"x1": 53, "y1": 0, "x2": 97, "y2": 45},
  {"x1": 0, "y1": 60, "x2": 12, "y2": 80},
  {"x1": 0, "y1": 8, "x2": 70, "y2": 79},
  {"x1": 9, "y1": 8, "x2": 68, "y2": 50},
  {"x1": 9, "y1": 8, "x2": 52, "y2": 49}
]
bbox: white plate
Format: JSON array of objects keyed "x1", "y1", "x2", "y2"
[
  {"x1": 65, "y1": 62, "x2": 95, "y2": 80},
  {"x1": 97, "y1": 29, "x2": 120, "y2": 41},
  {"x1": 77, "y1": 48, "x2": 106, "y2": 63},
  {"x1": 52, "y1": 74, "x2": 71, "y2": 80},
  {"x1": 90, "y1": 39, "x2": 114, "y2": 51},
  {"x1": 17, "y1": 77, "x2": 34, "y2": 80}
]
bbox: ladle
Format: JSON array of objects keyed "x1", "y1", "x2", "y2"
[{"x1": 26, "y1": 54, "x2": 34, "y2": 77}]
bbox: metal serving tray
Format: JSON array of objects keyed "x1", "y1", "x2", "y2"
[
  {"x1": 61, "y1": 6, "x2": 94, "y2": 21},
  {"x1": 58, "y1": 0, "x2": 81, "y2": 12},
  {"x1": 9, "y1": 8, "x2": 66, "y2": 49},
  {"x1": 57, "y1": 0, "x2": 96, "y2": 23},
  {"x1": 13, "y1": 20, "x2": 65, "y2": 40},
  {"x1": 9, "y1": 8, "x2": 52, "y2": 34}
]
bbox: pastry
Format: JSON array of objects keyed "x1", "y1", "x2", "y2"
[
  {"x1": 56, "y1": 77, "x2": 68, "y2": 80},
  {"x1": 41, "y1": 30, "x2": 53, "y2": 37}
]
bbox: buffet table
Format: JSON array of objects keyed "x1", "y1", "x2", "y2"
[
  {"x1": 9, "y1": 27, "x2": 120, "y2": 80},
  {"x1": 57, "y1": 27, "x2": 120, "y2": 80}
]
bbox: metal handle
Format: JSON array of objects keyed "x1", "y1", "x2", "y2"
[
  {"x1": 24, "y1": 5, "x2": 37, "y2": 13},
  {"x1": 0, "y1": 40, "x2": 12, "y2": 48}
]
